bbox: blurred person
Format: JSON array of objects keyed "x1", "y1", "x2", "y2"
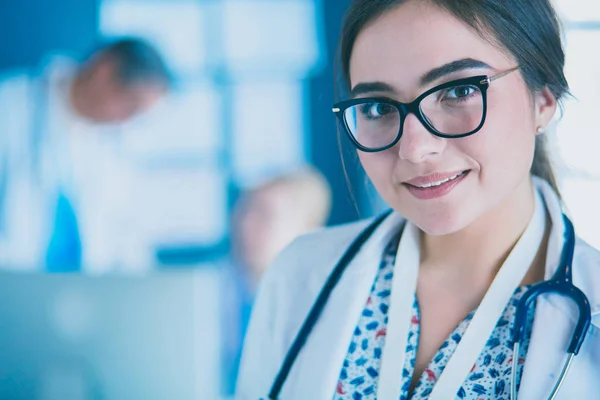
[
  {"x1": 231, "y1": 167, "x2": 333, "y2": 288},
  {"x1": 0, "y1": 37, "x2": 171, "y2": 272},
  {"x1": 222, "y1": 167, "x2": 332, "y2": 396}
]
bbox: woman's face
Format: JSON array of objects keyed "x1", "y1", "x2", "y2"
[{"x1": 349, "y1": 1, "x2": 556, "y2": 235}]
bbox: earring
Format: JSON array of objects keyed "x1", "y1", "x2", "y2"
[{"x1": 536, "y1": 126, "x2": 546, "y2": 134}]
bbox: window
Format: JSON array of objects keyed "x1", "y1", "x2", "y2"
[
  {"x1": 553, "y1": 0, "x2": 600, "y2": 249},
  {"x1": 99, "y1": 0, "x2": 324, "y2": 259}
]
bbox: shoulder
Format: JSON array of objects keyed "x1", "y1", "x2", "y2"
[
  {"x1": 0, "y1": 71, "x2": 36, "y2": 126},
  {"x1": 0, "y1": 72, "x2": 36, "y2": 149},
  {"x1": 574, "y1": 237, "x2": 600, "y2": 324},
  {"x1": 248, "y1": 214, "x2": 388, "y2": 342},
  {"x1": 0, "y1": 71, "x2": 32, "y2": 98},
  {"x1": 250, "y1": 214, "x2": 385, "y2": 338},
  {"x1": 575, "y1": 237, "x2": 600, "y2": 265},
  {"x1": 261, "y1": 217, "x2": 375, "y2": 288},
  {"x1": 235, "y1": 217, "x2": 380, "y2": 398},
  {"x1": 574, "y1": 237, "x2": 600, "y2": 282}
]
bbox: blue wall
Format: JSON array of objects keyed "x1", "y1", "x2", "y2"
[
  {"x1": 0, "y1": 0, "x2": 99, "y2": 70},
  {"x1": 309, "y1": 0, "x2": 366, "y2": 226}
]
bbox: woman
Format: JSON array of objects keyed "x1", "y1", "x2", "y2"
[{"x1": 236, "y1": 0, "x2": 600, "y2": 399}]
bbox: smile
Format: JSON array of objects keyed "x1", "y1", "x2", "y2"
[
  {"x1": 413, "y1": 171, "x2": 466, "y2": 188},
  {"x1": 403, "y1": 170, "x2": 471, "y2": 200}
]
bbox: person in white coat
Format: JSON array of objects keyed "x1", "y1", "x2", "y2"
[
  {"x1": 237, "y1": 0, "x2": 600, "y2": 399},
  {"x1": 0, "y1": 38, "x2": 170, "y2": 272}
]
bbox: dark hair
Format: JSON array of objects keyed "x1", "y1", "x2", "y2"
[
  {"x1": 337, "y1": 0, "x2": 568, "y2": 196},
  {"x1": 89, "y1": 37, "x2": 172, "y2": 90}
]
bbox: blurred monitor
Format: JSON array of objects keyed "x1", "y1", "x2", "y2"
[{"x1": 0, "y1": 269, "x2": 222, "y2": 400}]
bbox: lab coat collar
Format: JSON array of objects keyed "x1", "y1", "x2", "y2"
[
  {"x1": 534, "y1": 176, "x2": 566, "y2": 281},
  {"x1": 285, "y1": 212, "x2": 406, "y2": 399},
  {"x1": 39, "y1": 55, "x2": 78, "y2": 85},
  {"x1": 533, "y1": 176, "x2": 599, "y2": 318},
  {"x1": 519, "y1": 178, "x2": 600, "y2": 398}
]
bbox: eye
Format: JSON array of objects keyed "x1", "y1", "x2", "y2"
[
  {"x1": 359, "y1": 102, "x2": 394, "y2": 119},
  {"x1": 443, "y1": 85, "x2": 478, "y2": 100}
]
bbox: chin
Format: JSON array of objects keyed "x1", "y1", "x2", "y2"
[
  {"x1": 403, "y1": 206, "x2": 475, "y2": 237},
  {"x1": 386, "y1": 177, "x2": 481, "y2": 236}
]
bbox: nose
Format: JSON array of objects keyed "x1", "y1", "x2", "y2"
[{"x1": 397, "y1": 113, "x2": 446, "y2": 164}]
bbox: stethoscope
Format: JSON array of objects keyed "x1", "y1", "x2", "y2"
[{"x1": 267, "y1": 211, "x2": 592, "y2": 400}]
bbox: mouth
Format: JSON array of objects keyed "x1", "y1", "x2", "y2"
[{"x1": 403, "y1": 170, "x2": 470, "y2": 199}]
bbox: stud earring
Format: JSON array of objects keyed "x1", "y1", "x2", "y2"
[{"x1": 536, "y1": 126, "x2": 546, "y2": 134}]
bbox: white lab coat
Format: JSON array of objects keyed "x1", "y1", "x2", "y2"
[
  {"x1": 0, "y1": 56, "x2": 151, "y2": 272},
  {"x1": 237, "y1": 178, "x2": 600, "y2": 399}
]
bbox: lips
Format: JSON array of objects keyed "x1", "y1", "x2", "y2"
[
  {"x1": 402, "y1": 170, "x2": 471, "y2": 200},
  {"x1": 404, "y1": 170, "x2": 469, "y2": 188}
]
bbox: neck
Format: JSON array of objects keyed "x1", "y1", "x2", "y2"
[{"x1": 420, "y1": 177, "x2": 538, "y2": 285}]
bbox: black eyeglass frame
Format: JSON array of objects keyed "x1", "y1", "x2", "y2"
[{"x1": 332, "y1": 66, "x2": 519, "y2": 153}]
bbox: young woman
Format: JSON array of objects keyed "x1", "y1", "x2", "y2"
[{"x1": 236, "y1": 1, "x2": 600, "y2": 399}]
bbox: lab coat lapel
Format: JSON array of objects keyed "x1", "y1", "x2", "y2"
[
  {"x1": 520, "y1": 178, "x2": 581, "y2": 398},
  {"x1": 518, "y1": 297, "x2": 574, "y2": 399},
  {"x1": 285, "y1": 213, "x2": 405, "y2": 399}
]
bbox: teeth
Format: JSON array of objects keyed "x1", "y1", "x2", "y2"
[{"x1": 417, "y1": 172, "x2": 464, "y2": 188}]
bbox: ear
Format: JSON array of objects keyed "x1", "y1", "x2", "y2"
[{"x1": 533, "y1": 87, "x2": 558, "y2": 135}]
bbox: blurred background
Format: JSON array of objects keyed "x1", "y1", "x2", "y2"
[{"x1": 0, "y1": 0, "x2": 598, "y2": 399}]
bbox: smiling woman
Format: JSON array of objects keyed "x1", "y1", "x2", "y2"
[
  {"x1": 235, "y1": 1, "x2": 600, "y2": 399},
  {"x1": 341, "y1": 1, "x2": 559, "y2": 237}
]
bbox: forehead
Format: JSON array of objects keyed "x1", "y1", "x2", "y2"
[{"x1": 349, "y1": 2, "x2": 512, "y2": 91}]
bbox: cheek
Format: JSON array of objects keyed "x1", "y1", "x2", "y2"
[
  {"x1": 108, "y1": 100, "x2": 134, "y2": 118},
  {"x1": 472, "y1": 96, "x2": 537, "y2": 183},
  {"x1": 358, "y1": 150, "x2": 399, "y2": 195},
  {"x1": 358, "y1": 149, "x2": 415, "y2": 220}
]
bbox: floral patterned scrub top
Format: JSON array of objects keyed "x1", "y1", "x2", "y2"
[{"x1": 334, "y1": 235, "x2": 536, "y2": 400}]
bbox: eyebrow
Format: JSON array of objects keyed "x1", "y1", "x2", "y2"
[
  {"x1": 420, "y1": 58, "x2": 492, "y2": 86},
  {"x1": 350, "y1": 58, "x2": 493, "y2": 98},
  {"x1": 350, "y1": 81, "x2": 396, "y2": 98}
]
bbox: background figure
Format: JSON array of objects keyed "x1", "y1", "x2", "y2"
[
  {"x1": 0, "y1": 37, "x2": 171, "y2": 272},
  {"x1": 222, "y1": 166, "x2": 332, "y2": 395},
  {"x1": 231, "y1": 167, "x2": 333, "y2": 288}
]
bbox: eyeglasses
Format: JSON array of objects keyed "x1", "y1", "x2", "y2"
[{"x1": 332, "y1": 66, "x2": 520, "y2": 152}]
